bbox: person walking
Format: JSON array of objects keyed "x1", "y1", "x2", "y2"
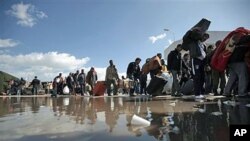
[
  {"x1": 30, "y1": 76, "x2": 40, "y2": 95},
  {"x1": 78, "y1": 69, "x2": 86, "y2": 96},
  {"x1": 105, "y1": 60, "x2": 119, "y2": 96},
  {"x1": 86, "y1": 67, "x2": 98, "y2": 95}
]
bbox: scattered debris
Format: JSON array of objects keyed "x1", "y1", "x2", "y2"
[
  {"x1": 223, "y1": 100, "x2": 237, "y2": 106},
  {"x1": 211, "y1": 111, "x2": 223, "y2": 116}
]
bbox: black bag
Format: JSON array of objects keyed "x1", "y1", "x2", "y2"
[
  {"x1": 146, "y1": 76, "x2": 167, "y2": 97},
  {"x1": 191, "y1": 18, "x2": 211, "y2": 34},
  {"x1": 181, "y1": 18, "x2": 211, "y2": 51},
  {"x1": 180, "y1": 79, "x2": 194, "y2": 95}
]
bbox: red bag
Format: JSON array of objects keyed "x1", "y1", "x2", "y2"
[
  {"x1": 211, "y1": 27, "x2": 250, "y2": 72},
  {"x1": 93, "y1": 81, "x2": 106, "y2": 96}
]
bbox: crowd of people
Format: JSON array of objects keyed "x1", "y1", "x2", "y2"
[
  {"x1": 3, "y1": 25, "x2": 250, "y2": 99},
  {"x1": 51, "y1": 67, "x2": 98, "y2": 96},
  {"x1": 169, "y1": 27, "x2": 250, "y2": 99}
]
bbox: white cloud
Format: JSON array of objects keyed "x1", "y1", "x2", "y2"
[
  {"x1": 0, "y1": 52, "x2": 125, "y2": 82},
  {"x1": 0, "y1": 52, "x2": 89, "y2": 81},
  {"x1": 0, "y1": 39, "x2": 19, "y2": 48},
  {"x1": 6, "y1": 2, "x2": 48, "y2": 27},
  {"x1": 149, "y1": 33, "x2": 166, "y2": 44}
]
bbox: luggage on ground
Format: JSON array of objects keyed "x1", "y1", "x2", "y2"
[
  {"x1": 93, "y1": 81, "x2": 106, "y2": 96},
  {"x1": 146, "y1": 76, "x2": 167, "y2": 97},
  {"x1": 63, "y1": 85, "x2": 70, "y2": 94},
  {"x1": 161, "y1": 73, "x2": 173, "y2": 94},
  {"x1": 180, "y1": 79, "x2": 194, "y2": 95}
]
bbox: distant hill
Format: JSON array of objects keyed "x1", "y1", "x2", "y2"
[{"x1": 0, "y1": 71, "x2": 19, "y2": 93}]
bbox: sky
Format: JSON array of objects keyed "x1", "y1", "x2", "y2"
[{"x1": 0, "y1": 0, "x2": 250, "y2": 81}]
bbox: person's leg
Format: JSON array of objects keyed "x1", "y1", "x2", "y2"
[
  {"x1": 193, "y1": 59, "x2": 202, "y2": 96},
  {"x1": 57, "y1": 85, "x2": 60, "y2": 94},
  {"x1": 212, "y1": 70, "x2": 219, "y2": 95},
  {"x1": 106, "y1": 79, "x2": 112, "y2": 96},
  {"x1": 200, "y1": 62, "x2": 205, "y2": 95},
  {"x1": 80, "y1": 84, "x2": 84, "y2": 96},
  {"x1": 171, "y1": 70, "x2": 180, "y2": 96},
  {"x1": 224, "y1": 64, "x2": 238, "y2": 96},
  {"x1": 129, "y1": 82, "x2": 135, "y2": 96},
  {"x1": 140, "y1": 81, "x2": 146, "y2": 95},
  {"x1": 113, "y1": 79, "x2": 118, "y2": 95},
  {"x1": 219, "y1": 72, "x2": 226, "y2": 95},
  {"x1": 83, "y1": 83, "x2": 86, "y2": 95},
  {"x1": 32, "y1": 87, "x2": 35, "y2": 95},
  {"x1": 35, "y1": 87, "x2": 38, "y2": 95},
  {"x1": 205, "y1": 72, "x2": 212, "y2": 94},
  {"x1": 235, "y1": 62, "x2": 249, "y2": 96}
]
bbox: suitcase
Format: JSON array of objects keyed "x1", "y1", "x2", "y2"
[
  {"x1": 146, "y1": 76, "x2": 167, "y2": 97},
  {"x1": 93, "y1": 81, "x2": 106, "y2": 96},
  {"x1": 180, "y1": 79, "x2": 194, "y2": 95},
  {"x1": 191, "y1": 18, "x2": 211, "y2": 33},
  {"x1": 182, "y1": 18, "x2": 211, "y2": 51}
]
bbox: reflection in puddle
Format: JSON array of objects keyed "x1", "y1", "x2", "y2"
[{"x1": 0, "y1": 96, "x2": 249, "y2": 141}]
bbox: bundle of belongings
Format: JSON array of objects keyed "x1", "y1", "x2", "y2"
[{"x1": 210, "y1": 27, "x2": 250, "y2": 73}]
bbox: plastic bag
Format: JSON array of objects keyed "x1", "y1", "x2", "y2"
[{"x1": 63, "y1": 86, "x2": 70, "y2": 94}]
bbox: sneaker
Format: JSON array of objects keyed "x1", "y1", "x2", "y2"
[
  {"x1": 195, "y1": 95, "x2": 204, "y2": 99},
  {"x1": 175, "y1": 93, "x2": 183, "y2": 97}
]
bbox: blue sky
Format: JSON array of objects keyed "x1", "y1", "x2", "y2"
[{"x1": 1, "y1": 0, "x2": 250, "y2": 81}]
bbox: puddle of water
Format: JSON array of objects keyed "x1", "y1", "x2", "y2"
[{"x1": 0, "y1": 96, "x2": 249, "y2": 141}]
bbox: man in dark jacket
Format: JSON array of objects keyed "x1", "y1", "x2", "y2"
[
  {"x1": 66, "y1": 73, "x2": 74, "y2": 95},
  {"x1": 78, "y1": 69, "x2": 86, "y2": 96},
  {"x1": 190, "y1": 32, "x2": 209, "y2": 99},
  {"x1": 224, "y1": 34, "x2": 250, "y2": 98},
  {"x1": 86, "y1": 67, "x2": 98, "y2": 95},
  {"x1": 127, "y1": 57, "x2": 141, "y2": 96},
  {"x1": 30, "y1": 76, "x2": 40, "y2": 95},
  {"x1": 105, "y1": 60, "x2": 119, "y2": 96},
  {"x1": 167, "y1": 44, "x2": 182, "y2": 96}
]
